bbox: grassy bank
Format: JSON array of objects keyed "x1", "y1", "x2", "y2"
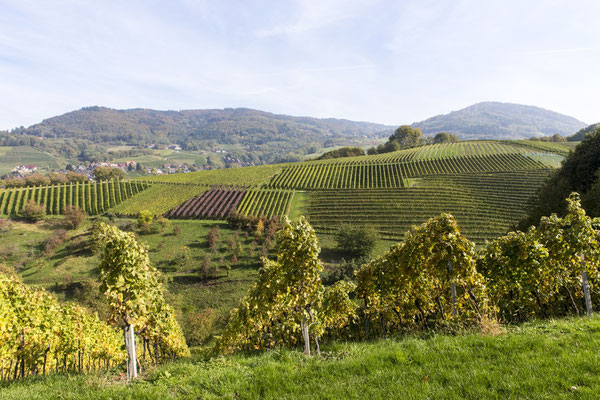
[{"x1": 2, "y1": 316, "x2": 599, "y2": 399}]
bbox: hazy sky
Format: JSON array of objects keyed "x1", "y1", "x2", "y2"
[{"x1": 1, "y1": 0, "x2": 599, "y2": 130}]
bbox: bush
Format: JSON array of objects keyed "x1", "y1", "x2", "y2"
[
  {"x1": 42, "y1": 229, "x2": 69, "y2": 256},
  {"x1": 207, "y1": 226, "x2": 220, "y2": 251},
  {"x1": 136, "y1": 210, "x2": 153, "y2": 227},
  {"x1": 172, "y1": 225, "x2": 182, "y2": 236},
  {"x1": 335, "y1": 224, "x2": 378, "y2": 259},
  {"x1": 18, "y1": 200, "x2": 46, "y2": 222},
  {"x1": 0, "y1": 218, "x2": 13, "y2": 233},
  {"x1": 64, "y1": 206, "x2": 87, "y2": 229}
]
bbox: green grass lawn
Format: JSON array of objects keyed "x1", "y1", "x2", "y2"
[{"x1": 2, "y1": 316, "x2": 599, "y2": 399}]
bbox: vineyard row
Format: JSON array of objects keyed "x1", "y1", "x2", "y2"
[
  {"x1": 269, "y1": 153, "x2": 547, "y2": 190},
  {"x1": 0, "y1": 180, "x2": 150, "y2": 216}
]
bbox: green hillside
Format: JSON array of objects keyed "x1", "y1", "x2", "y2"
[
  {"x1": 0, "y1": 139, "x2": 570, "y2": 243},
  {"x1": 4, "y1": 107, "x2": 391, "y2": 164},
  {"x1": 115, "y1": 140, "x2": 564, "y2": 243},
  {"x1": 0, "y1": 146, "x2": 64, "y2": 175}
]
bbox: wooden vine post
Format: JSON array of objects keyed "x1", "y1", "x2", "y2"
[
  {"x1": 580, "y1": 252, "x2": 593, "y2": 316},
  {"x1": 448, "y1": 261, "x2": 457, "y2": 316}
]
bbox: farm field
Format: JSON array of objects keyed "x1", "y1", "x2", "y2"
[
  {"x1": 2, "y1": 316, "x2": 599, "y2": 399},
  {"x1": 0, "y1": 146, "x2": 66, "y2": 175}
]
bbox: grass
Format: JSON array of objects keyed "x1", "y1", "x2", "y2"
[
  {"x1": 0, "y1": 146, "x2": 65, "y2": 175},
  {"x1": 2, "y1": 315, "x2": 600, "y2": 399},
  {"x1": 144, "y1": 164, "x2": 284, "y2": 186},
  {"x1": 109, "y1": 183, "x2": 207, "y2": 216}
]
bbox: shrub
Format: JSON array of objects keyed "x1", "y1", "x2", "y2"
[
  {"x1": 136, "y1": 210, "x2": 153, "y2": 227},
  {"x1": 42, "y1": 229, "x2": 69, "y2": 256},
  {"x1": 19, "y1": 200, "x2": 46, "y2": 222},
  {"x1": 172, "y1": 225, "x2": 182, "y2": 236},
  {"x1": 0, "y1": 218, "x2": 13, "y2": 233},
  {"x1": 207, "y1": 226, "x2": 220, "y2": 251},
  {"x1": 64, "y1": 206, "x2": 87, "y2": 229}
]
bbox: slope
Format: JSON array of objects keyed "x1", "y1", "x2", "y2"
[{"x1": 412, "y1": 102, "x2": 586, "y2": 140}]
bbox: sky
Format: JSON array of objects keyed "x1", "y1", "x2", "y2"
[{"x1": 1, "y1": 0, "x2": 599, "y2": 130}]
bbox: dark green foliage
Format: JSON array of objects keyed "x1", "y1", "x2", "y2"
[
  {"x1": 335, "y1": 224, "x2": 378, "y2": 259},
  {"x1": 569, "y1": 122, "x2": 600, "y2": 141},
  {"x1": 433, "y1": 132, "x2": 459, "y2": 143},
  {"x1": 520, "y1": 127, "x2": 600, "y2": 228},
  {"x1": 93, "y1": 166, "x2": 125, "y2": 181},
  {"x1": 369, "y1": 126, "x2": 424, "y2": 154},
  {"x1": 317, "y1": 147, "x2": 365, "y2": 160}
]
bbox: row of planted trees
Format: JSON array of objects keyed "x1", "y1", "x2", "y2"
[
  {"x1": 216, "y1": 193, "x2": 600, "y2": 354},
  {"x1": 0, "y1": 221, "x2": 189, "y2": 382},
  {"x1": 0, "y1": 273, "x2": 125, "y2": 380}
]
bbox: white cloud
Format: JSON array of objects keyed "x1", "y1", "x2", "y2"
[{"x1": 0, "y1": 0, "x2": 599, "y2": 129}]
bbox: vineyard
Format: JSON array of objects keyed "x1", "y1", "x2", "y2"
[
  {"x1": 0, "y1": 273, "x2": 125, "y2": 381},
  {"x1": 305, "y1": 170, "x2": 552, "y2": 242},
  {"x1": 0, "y1": 180, "x2": 150, "y2": 216},
  {"x1": 133, "y1": 140, "x2": 564, "y2": 242},
  {"x1": 165, "y1": 187, "x2": 295, "y2": 219},
  {"x1": 236, "y1": 189, "x2": 295, "y2": 218},
  {"x1": 267, "y1": 153, "x2": 546, "y2": 190},
  {"x1": 166, "y1": 186, "x2": 246, "y2": 219},
  {"x1": 110, "y1": 183, "x2": 206, "y2": 216},
  {"x1": 0, "y1": 139, "x2": 566, "y2": 243}
]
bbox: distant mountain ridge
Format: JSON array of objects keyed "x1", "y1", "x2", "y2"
[
  {"x1": 22, "y1": 106, "x2": 392, "y2": 143},
  {"x1": 10, "y1": 106, "x2": 393, "y2": 164},
  {"x1": 412, "y1": 102, "x2": 586, "y2": 140}
]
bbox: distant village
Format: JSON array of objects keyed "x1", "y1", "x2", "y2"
[{"x1": 5, "y1": 145, "x2": 254, "y2": 181}]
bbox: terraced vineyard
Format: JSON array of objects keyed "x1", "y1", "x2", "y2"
[
  {"x1": 268, "y1": 153, "x2": 546, "y2": 190},
  {"x1": 305, "y1": 170, "x2": 552, "y2": 242},
  {"x1": 236, "y1": 189, "x2": 295, "y2": 218},
  {"x1": 70, "y1": 139, "x2": 569, "y2": 242},
  {"x1": 166, "y1": 187, "x2": 246, "y2": 219},
  {"x1": 110, "y1": 183, "x2": 206, "y2": 216},
  {"x1": 0, "y1": 180, "x2": 150, "y2": 216}
]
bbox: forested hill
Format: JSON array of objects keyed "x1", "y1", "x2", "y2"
[
  {"x1": 412, "y1": 102, "x2": 586, "y2": 140},
  {"x1": 8, "y1": 107, "x2": 392, "y2": 163}
]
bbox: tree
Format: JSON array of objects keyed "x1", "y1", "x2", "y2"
[
  {"x1": 206, "y1": 226, "x2": 220, "y2": 250},
  {"x1": 215, "y1": 217, "x2": 356, "y2": 355},
  {"x1": 335, "y1": 224, "x2": 378, "y2": 259},
  {"x1": 66, "y1": 171, "x2": 87, "y2": 183},
  {"x1": 433, "y1": 132, "x2": 459, "y2": 144},
  {"x1": 63, "y1": 206, "x2": 86, "y2": 229},
  {"x1": 388, "y1": 125, "x2": 423, "y2": 149},
  {"x1": 520, "y1": 127, "x2": 600, "y2": 227},
  {"x1": 94, "y1": 223, "x2": 162, "y2": 380},
  {"x1": 49, "y1": 172, "x2": 68, "y2": 185},
  {"x1": 93, "y1": 167, "x2": 125, "y2": 181}
]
